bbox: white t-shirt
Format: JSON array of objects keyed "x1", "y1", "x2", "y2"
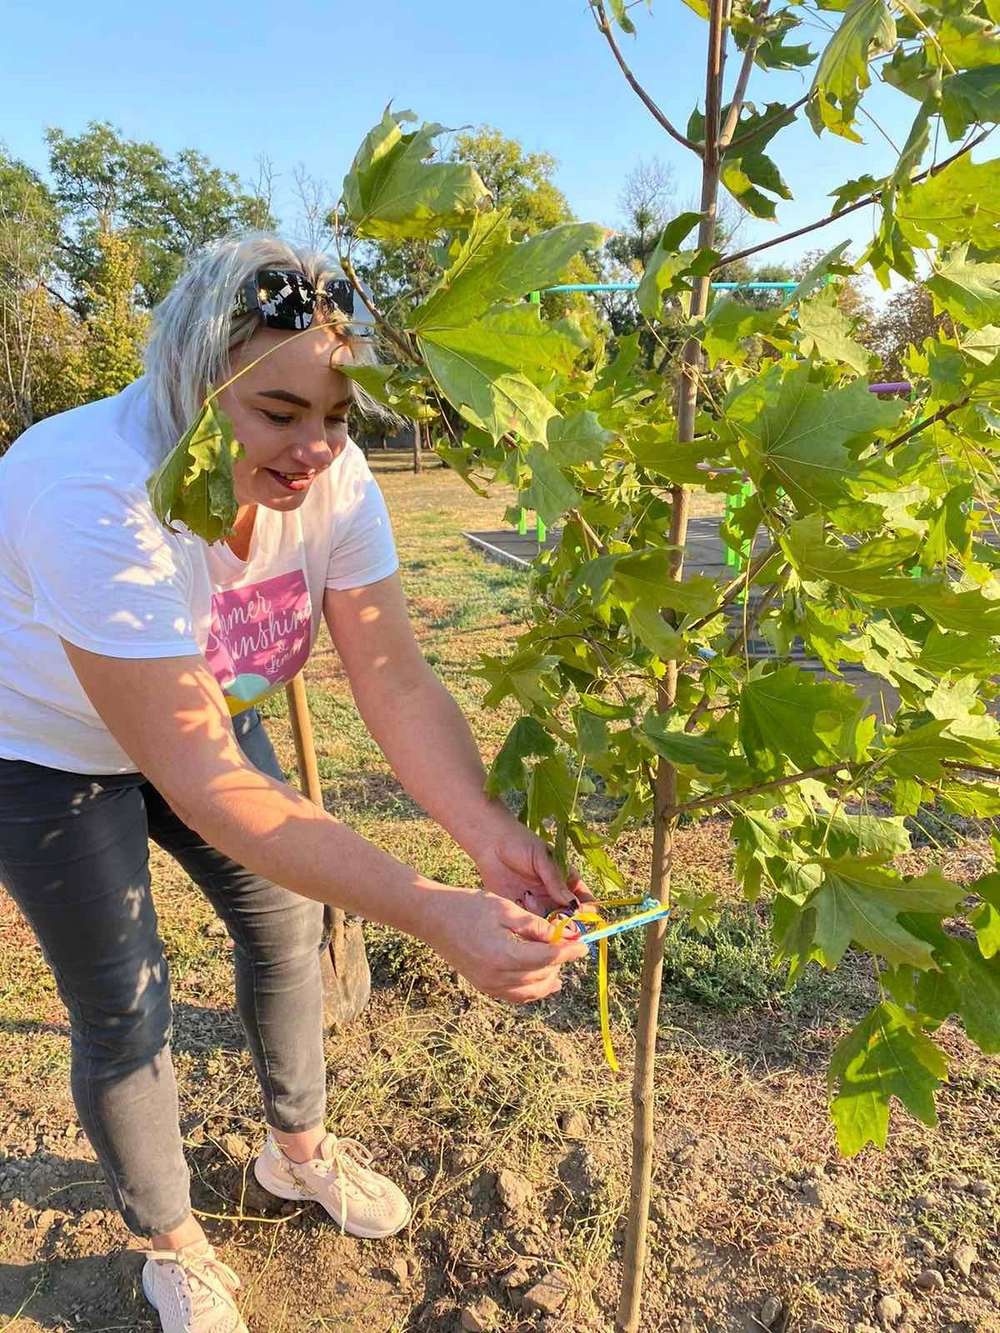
[{"x1": 0, "y1": 378, "x2": 399, "y2": 775}]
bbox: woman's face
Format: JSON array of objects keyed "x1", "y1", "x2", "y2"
[{"x1": 218, "y1": 323, "x2": 354, "y2": 511}]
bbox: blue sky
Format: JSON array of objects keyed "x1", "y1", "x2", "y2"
[{"x1": 5, "y1": 0, "x2": 924, "y2": 276}]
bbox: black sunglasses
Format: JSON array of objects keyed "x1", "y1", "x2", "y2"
[{"x1": 232, "y1": 269, "x2": 368, "y2": 332}]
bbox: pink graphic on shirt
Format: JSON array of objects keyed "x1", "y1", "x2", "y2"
[{"x1": 205, "y1": 569, "x2": 312, "y2": 712}]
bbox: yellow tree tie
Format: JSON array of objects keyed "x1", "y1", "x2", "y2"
[{"x1": 547, "y1": 896, "x2": 671, "y2": 1073}]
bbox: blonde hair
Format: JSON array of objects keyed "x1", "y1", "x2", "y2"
[{"x1": 143, "y1": 232, "x2": 378, "y2": 452}]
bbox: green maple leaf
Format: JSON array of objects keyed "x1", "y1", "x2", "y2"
[
  {"x1": 568, "y1": 822, "x2": 627, "y2": 892},
  {"x1": 898, "y1": 158, "x2": 1000, "y2": 250},
  {"x1": 739, "y1": 665, "x2": 873, "y2": 774},
  {"x1": 547, "y1": 411, "x2": 614, "y2": 467},
  {"x1": 614, "y1": 551, "x2": 718, "y2": 617},
  {"x1": 574, "y1": 707, "x2": 609, "y2": 758},
  {"x1": 727, "y1": 364, "x2": 902, "y2": 512},
  {"x1": 474, "y1": 647, "x2": 559, "y2": 709},
  {"x1": 773, "y1": 895, "x2": 824, "y2": 981},
  {"x1": 694, "y1": 102, "x2": 796, "y2": 218},
  {"x1": 635, "y1": 212, "x2": 706, "y2": 318},
  {"x1": 940, "y1": 66, "x2": 1000, "y2": 140},
  {"x1": 781, "y1": 513, "x2": 922, "y2": 590},
  {"x1": 939, "y1": 15, "x2": 998, "y2": 71},
  {"x1": 790, "y1": 240, "x2": 853, "y2": 300},
  {"x1": 420, "y1": 340, "x2": 558, "y2": 445},
  {"x1": 916, "y1": 932, "x2": 1000, "y2": 1054},
  {"x1": 339, "y1": 364, "x2": 435, "y2": 420},
  {"x1": 520, "y1": 447, "x2": 581, "y2": 526},
  {"x1": 720, "y1": 150, "x2": 792, "y2": 220},
  {"x1": 411, "y1": 216, "x2": 606, "y2": 330},
  {"x1": 146, "y1": 400, "x2": 241, "y2": 543},
  {"x1": 940, "y1": 780, "x2": 1000, "y2": 817},
  {"x1": 408, "y1": 218, "x2": 603, "y2": 443},
  {"x1": 629, "y1": 426, "x2": 718, "y2": 483},
  {"x1": 611, "y1": 550, "x2": 717, "y2": 658},
  {"x1": 701, "y1": 298, "x2": 781, "y2": 368},
  {"x1": 883, "y1": 721, "x2": 979, "y2": 781},
  {"x1": 831, "y1": 174, "x2": 884, "y2": 212},
  {"x1": 527, "y1": 753, "x2": 583, "y2": 828},
  {"x1": 486, "y1": 717, "x2": 556, "y2": 797},
  {"x1": 970, "y1": 872, "x2": 1000, "y2": 960},
  {"x1": 810, "y1": 858, "x2": 965, "y2": 968},
  {"x1": 918, "y1": 627, "x2": 1000, "y2": 676},
  {"x1": 829, "y1": 1002, "x2": 947, "y2": 1154},
  {"x1": 423, "y1": 305, "x2": 585, "y2": 384},
  {"x1": 641, "y1": 713, "x2": 736, "y2": 774},
  {"x1": 609, "y1": 0, "x2": 636, "y2": 30},
  {"x1": 927, "y1": 246, "x2": 1000, "y2": 330},
  {"x1": 813, "y1": 809, "x2": 912, "y2": 860},
  {"x1": 925, "y1": 674, "x2": 996, "y2": 735},
  {"x1": 796, "y1": 286, "x2": 872, "y2": 374},
  {"x1": 808, "y1": 0, "x2": 897, "y2": 141},
  {"x1": 341, "y1": 108, "x2": 490, "y2": 241}
]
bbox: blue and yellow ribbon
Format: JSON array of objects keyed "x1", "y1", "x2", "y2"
[{"x1": 547, "y1": 895, "x2": 671, "y2": 1072}]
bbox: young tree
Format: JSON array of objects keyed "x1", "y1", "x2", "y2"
[{"x1": 151, "y1": 16, "x2": 999, "y2": 1323}]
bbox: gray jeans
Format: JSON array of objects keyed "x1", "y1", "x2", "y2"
[{"x1": 0, "y1": 708, "x2": 326, "y2": 1236}]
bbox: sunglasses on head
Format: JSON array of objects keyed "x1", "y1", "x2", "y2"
[{"x1": 232, "y1": 269, "x2": 373, "y2": 334}]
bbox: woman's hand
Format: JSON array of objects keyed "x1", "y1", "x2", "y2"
[
  {"x1": 420, "y1": 885, "x2": 589, "y2": 1003},
  {"x1": 473, "y1": 819, "x2": 595, "y2": 918}
]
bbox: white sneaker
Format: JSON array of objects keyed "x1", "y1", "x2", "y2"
[
  {"x1": 253, "y1": 1131, "x2": 411, "y2": 1238},
  {"x1": 141, "y1": 1240, "x2": 247, "y2": 1333}
]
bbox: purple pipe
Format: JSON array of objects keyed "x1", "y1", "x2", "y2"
[{"x1": 868, "y1": 381, "x2": 911, "y2": 394}]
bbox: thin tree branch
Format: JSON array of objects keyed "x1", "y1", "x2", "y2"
[
  {"x1": 941, "y1": 761, "x2": 1000, "y2": 782},
  {"x1": 42, "y1": 281, "x2": 77, "y2": 313},
  {"x1": 719, "y1": 3, "x2": 770, "y2": 150},
  {"x1": 670, "y1": 762, "x2": 855, "y2": 817},
  {"x1": 683, "y1": 568, "x2": 787, "y2": 734},
  {"x1": 687, "y1": 539, "x2": 781, "y2": 635},
  {"x1": 671, "y1": 758, "x2": 1000, "y2": 820},
  {"x1": 714, "y1": 127, "x2": 993, "y2": 271},
  {"x1": 726, "y1": 93, "x2": 810, "y2": 153},
  {"x1": 885, "y1": 395, "x2": 970, "y2": 452},
  {"x1": 728, "y1": 569, "x2": 786, "y2": 661},
  {"x1": 591, "y1": 1, "x2": 703, "y2": 156}
]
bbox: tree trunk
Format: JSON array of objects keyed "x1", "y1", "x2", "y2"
[
  {"x1": 284, "y1": 671, "x2": 371, "y2": 1027},
  {"x1": 412, "y1": 419, "x2": 422, "y2": 474},
  {"x1": 615, "y1": 0, "x2": 726, "y2": 1326}
]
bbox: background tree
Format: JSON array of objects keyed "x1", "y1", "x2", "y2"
[
  {"x1": 598, "y1": 158, "x2": 678, "y2": 340},
  {"x1": 68, "y1": 225, "x2": 146, "y2": 403},
  {"x1": 46, "y1": 121, "x2": 275, "y2": 308},
  {"x1": 0, "y1": 152, "x2": 80, "y2": 446},
  {"x1": 869, "y1": 282, "x2": 952, "y2": 377},
  {"x1": 1, "y1": 126, "x2": 277, "y2": 448}
]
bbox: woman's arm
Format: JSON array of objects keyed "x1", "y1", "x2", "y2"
[
  {"x1": 60, "y1": 641, "x2": 586, "y2": 1001},
  {"x1": 324, "y1": 577, "x2": 585, "y2": 908}
]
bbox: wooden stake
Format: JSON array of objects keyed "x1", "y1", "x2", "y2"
[{"x1": 285, "y1": 671, "x2": 370, "y2": 1025}]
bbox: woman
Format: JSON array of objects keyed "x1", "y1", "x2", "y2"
[{"x1": 0, "y1": 234, "x2": 587, "y2": 1333}]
